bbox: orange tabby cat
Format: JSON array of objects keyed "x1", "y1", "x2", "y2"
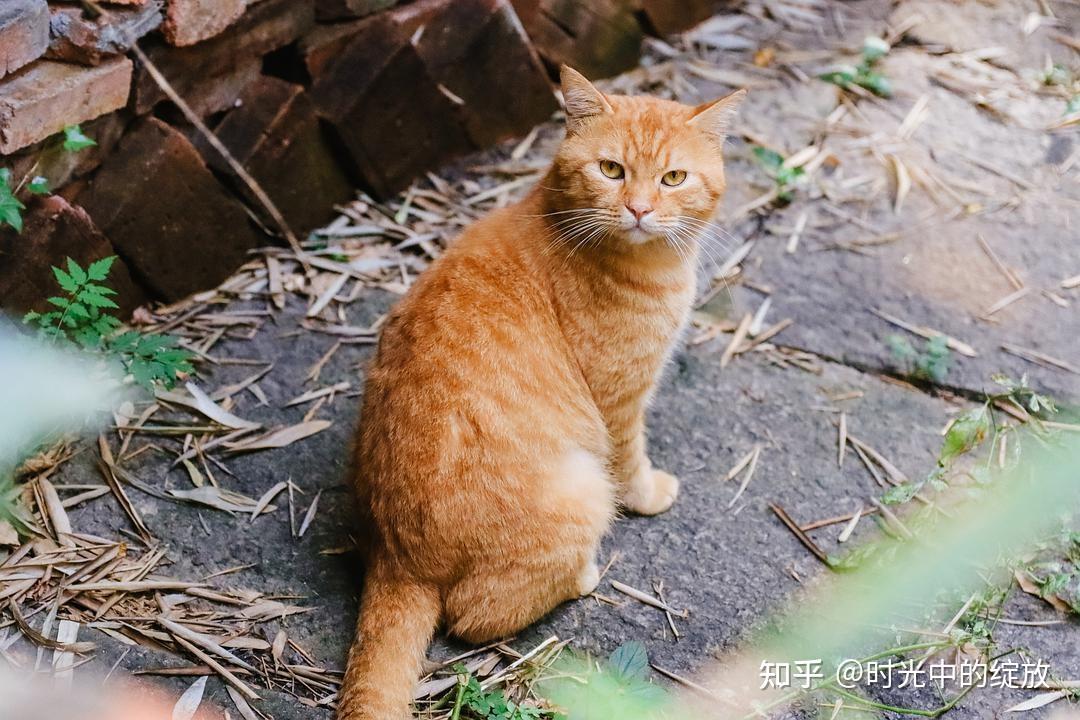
[{"x1": 339, "y1": 67, "x2": 744, "y2": 719}]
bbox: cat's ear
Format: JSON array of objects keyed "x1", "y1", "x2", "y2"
[
  {"x1": 560, "y1": 65, "x2": 612, "y2": 132},
  {"x1": 687, "y1": 89, "x2": 746, "y2": 144}
]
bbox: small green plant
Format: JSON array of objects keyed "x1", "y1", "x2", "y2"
[
  {"x1": 61, "y1": 124, "x2": 97, "y2": 152},
  {"x1": 1, "y1": 124, "x2": 96, "y2": 233},
  {"x1": 820, "y1": 36, "x2": 892, "y2": 97},
  {"x1": 1066, "y1": 95, "x2": 1080, "y2": 115},
  {"x1": 0, "y1": 168, "x2": 26, "y2": 233},
  {"x1": 886, "y1": 333, "x2": 951, "y2": 383},
  {"x1": 1040, "y1": 62, "x2": 1071, "y2": 88},
  {"x1": 751, "y1": 147, "x2": 806, "y2": 203},
  {"x1": 540, "y1": 642, "x2": 667, "y2": 720},
  {"x1": 23, "y1": 256, "x2": 194, "y2": 390},
  {"x1": 451, "y1": 667, "x2": 551, "y2": 720}
]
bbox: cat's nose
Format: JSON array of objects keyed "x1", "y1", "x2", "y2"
[{"x1": 625, "y1": 202, "x2": 653, "y2": 222}]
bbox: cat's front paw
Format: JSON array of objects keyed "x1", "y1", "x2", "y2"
[{"x1": 624, "y1": 468, "x2": 680, "y2": 516}]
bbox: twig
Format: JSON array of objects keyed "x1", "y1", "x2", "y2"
[{"x1": 768, "y1": 503, "x2": 830, "y2": 566}]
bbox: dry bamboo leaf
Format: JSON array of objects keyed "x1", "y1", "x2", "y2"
[
  {"x1": 182, "y1": 459, "x2": 206, "y2": 488},
  {"x1": 1001, "y1": 343, "x2": 1080, "y2": 376},
  {"x1": 239, "y1": 600, "x2": 312, "y2": 622},
  {"x1": 0, "y1": 519, "x2": 18, "y2": 546},
  {"x1": 721, "y1": 313, "x2": 753, "y2": 368},
  {"x1": 307, "y1": 273, "x2": 349, "y2": 318},
  {"x1": 159, "y1": 616, "x2": 257, "y2": 672},
  {"x1": 9, "y1": 601, "x2": 95, "y2": 653},
  {"x1": 887, "y1": 154, "x2": 911, "y2": 214},
  {"x1": 1005, "y1": 690, "x2": 1067, "y2": 713},
  {"x1": 728, "y1": 445, "x2": 761, "y2": 508},
  {"x1": 225, "y1": 421, "x2": 333, "y2": 453},
  {"x1": 983, "y1": 287, "x2": 1031, "y2": 317},
  {"x1": 172, "y1": 676, "x2": 208, "y2": 720},
  {"x1": 226, "y1": 685, "x2": 261, "y2": 720},
  {"x1": 250, "y1": 482, "x2": 288, "y2": 523},
  {"x1": 157, "y1": 383, "x2": 260, "y2": 430},
  {"x1": 1015, "y1": 569, "x2": 1068, "y2": 612},
  {"x1": 172, "y1": 634, "x2": 259, "y2": 702},
  {"x1": 298, "y1": 491, "x2": 322, "y2": 538},
  {"x1": 168, "y1": 487, "x2": 268, "y2": 515},
  {"x1": 39, "y1": 478, "x2": 73, "y2": 545},
  {"x1": 285, "y1": 382, "x2": 350, "y2": 408},
  {"x1": 1062, "y1": 274, "x2": 1080, "y2": 290}
]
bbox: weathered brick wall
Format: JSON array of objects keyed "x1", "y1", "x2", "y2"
[{"x1": 0, "y1": 0, "x2": 734, "y2": 316}]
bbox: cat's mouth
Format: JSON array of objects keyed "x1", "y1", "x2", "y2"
[{"x1": 621, "y1": 226, "x2": 657, "y2": 244}]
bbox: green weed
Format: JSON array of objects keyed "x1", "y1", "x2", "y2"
[
  {"x1": 23, "y1": 256, "x2": 194, "y2": 390},
  {"x1": 820, "y1": 36, "x2": 892, "y2": 98},
  {"x1": 0, "y1": 124, "x2": 95, "y2": 233},
  {"x1": 751, "y1": 147, "x2": 806, "y2": 203},
  {"x1": 886, "y1": 334, "x2": 951, "y2": 383}
]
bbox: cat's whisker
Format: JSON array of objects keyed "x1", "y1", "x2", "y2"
[{"x1": 673, "y1": 215, "x2": 741, "y2": 255}]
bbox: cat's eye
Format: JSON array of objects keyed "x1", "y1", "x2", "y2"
[
  {"x1": 599, "y1": 160, "x2": 625, "y2": 180},
  {"x1": 661, "y1": 170, "x2": 687, "y2": 187}
]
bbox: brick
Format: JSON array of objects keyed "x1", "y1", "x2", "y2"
[
  {"x1": 307, "y1": 0, "x2": 556, "y2": 196},
  {"x1": 75, "y1": 117, "x2": 263, "y2": 301},
  {"x1": 163, "y1": 0, "x2": 246, "y2": 47},
  {"x1": 194, "y1": 76, "x2": 353, "y2": 232},
  {"x1": 133, "y1": 0, "x2": 314, "y2": 115},
  {"x1": 413, "y1": 0, "x2": 556, "y2": 149},
  {"x1": 639, "y1": 0, "x2": 732, "y2": 36},
  {"x1": 510, "y1": 0, "x2": 643, "y2": 79},
  {"x1": 0, "y1": 57, "x2": 132, "y2": 154},
  {"x1": 0, "y1": 195, "x2": 146, "y2": 318},
  {"x1": 0, "y1": 0, "x2": 49, "y2": 79},
  {"x1": 47, "y1": 1, "x2": 163, "y2": 66},
  {"x1": 315, "y1": 0, "x2": 397, "y2": 22}
]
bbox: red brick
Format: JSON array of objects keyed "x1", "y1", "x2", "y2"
[
  {"x1": 0, "y1": 0, "x2": 49, "y2": 79},
  {"x1": 413, "y1": 0, "x2": 556, "y2": 148},
  {"x1": 163, "y1": 0, "x2": 246, "y2": 47},
  {"x1": 639, "y1": 0, "x2": 731, "y2": 36},
  {"x1": 47, "y1": 1, "x2": 163, "y2": 66},
  {"x1": 510, "y1": 0, "x2": 643, "y2": 79},
  {"x1": 307, "y1": 0, "x2": 556, "y2": 196},
  {"x1": 0, "y1": 195, "x2": 146, "y2": 318},
  {"x1": 133, "y1": 0, "x2": 314, "y2": 115},
  {"x1": 0, "y1": 57, "x2": 132, "y2": 154},
  {"x1": 194, "y1": 76, "x2": 353, "y2": 232},
  {"x1": 75, "y1": 117, "x2": 263, "y2": 301},
  {"x1": 315, "y1": 0, "x2": 397, "y2": 22}
]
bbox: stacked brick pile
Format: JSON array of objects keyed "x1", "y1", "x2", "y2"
[{"x1": 0, "y1": 0, "x2": 732, "y2": 316}]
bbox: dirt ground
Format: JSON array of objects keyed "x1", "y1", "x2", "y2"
[{"x1": 3, "y1": 0, "x2": 1079, "y2": 718}]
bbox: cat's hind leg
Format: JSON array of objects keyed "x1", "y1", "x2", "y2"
[{"x1": 445, "y1": 448, "x2": 613, "y2": 644}]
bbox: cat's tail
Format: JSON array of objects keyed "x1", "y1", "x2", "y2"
[{"x1": 337, "y1": 561, "x2": 441, "y2": 720}]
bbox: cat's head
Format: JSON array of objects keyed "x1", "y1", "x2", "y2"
[{"x1": 549, "y1": 65, "x2": 744, "y2": 248}]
